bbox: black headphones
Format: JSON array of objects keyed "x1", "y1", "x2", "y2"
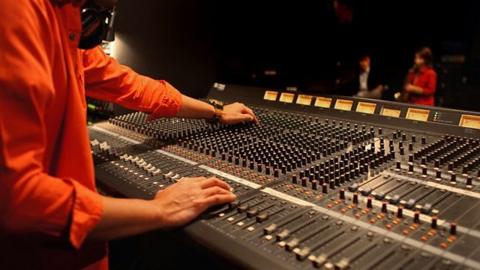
[{"x1": 79, "y1": 1, "x2": 116, "y2": 49}]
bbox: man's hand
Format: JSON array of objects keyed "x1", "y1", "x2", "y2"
[
  {"x1": 152, "y1": 177, "x2": 236, "y2": 228},
  {"x1": 220, "y1": 102, "x2": 258, "y2": 125}
]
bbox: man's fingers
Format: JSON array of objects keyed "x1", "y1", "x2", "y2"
[
  {"x1": 201, "y1": 186, "x2": 232, "y2": 198},
  {"x1": 194, "y1": 193, "x2": 237, "y2": 208},
  {"x1": 223, "y1": 113, "x2": 254, "y2": 124},
  {"x1": 241, "y1": 106, "x2": 255, "y2": 118},
  {"x1": 241, "y1": 107, "x2": 259, "y2": 123},
  {"x1": 199, "y1": 177, "x2": 231, "y2": 190}
]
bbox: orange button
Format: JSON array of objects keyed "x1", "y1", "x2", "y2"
[{"x1": 447, "y1": 236, "x2": 457, "y2": 243}]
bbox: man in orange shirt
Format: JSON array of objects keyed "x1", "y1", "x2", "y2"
[{"x1": 0, "y1": 0, "x2": 257, "y2": 269}]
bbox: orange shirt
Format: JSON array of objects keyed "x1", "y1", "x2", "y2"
[{"x1": 0, "y1": 1, "x2": 182, "y2": 269}]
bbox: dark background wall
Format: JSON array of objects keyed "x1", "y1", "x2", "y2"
[
  {"x1": 113, "y1": 0, "x2": 480, "y2": 111},
  {"x1": 114, "y1": 0, "x2": 216, "y2": 98}
]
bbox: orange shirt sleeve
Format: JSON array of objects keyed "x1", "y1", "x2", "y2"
[
  {"x1": 82, "y1": 47, "x2": 183, "y2": 118},
  {"x1": 0, "y1": 0, "x2": 102, "y2": 249}
]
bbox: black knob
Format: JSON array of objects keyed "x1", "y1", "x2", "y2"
[
  {"x1": 421, "y1": 137, "x2": 427, "y2": 144},
  {"x1": 353, "y1": 193, "x2": 359, "y2": 204},
  {"x1": 431, "y1": 216, "x2": 438, "y2": 229},
  {"x1": 450, "y1": 223, "x2": 457, "y2": 235},
  {"x1": 414, "y1": 211, "x2": 420, "y2": 223},
  {"x1": 292, "y1": 175, "x2": 298, "y2": 184},
  {"x1": 339, "y1": 189, "x2": 346, "y2": 200},
  {"x1": 396, "y1": 161, "x2": 401, "y2": 171},
  {"x1": 322, "y1": 183, "x2": 328, "y2": 194},
  {"x1": 397, "y1": 206, "x2": 403, "y2": 218},
  {"x1": 301, "y1": 177, "x2": 308, "y2": 187},
  {"x1": 450, "y1": 173, "x2": 456, "y2": 183},
  {"x1": 435, "y1": 169, "x2": 442, "y2": 180},
  {"x1": 434, "y1": 159, "x2": 440, "y2": 168},
  {"x1": 381, "y1": 201, "x2": 388, "y2": 213},
  {"x1": 366, "y1": 197, "x2": 373, "y2": 208},
  {"x1": 466, "y1": 176, "x2": 473, "y2": 186},
  {"x1": 311, "y1": 180, "x2": 318, "y2": 190},
  {"x1": 329, "y1": 180, "x2": 335, "y2": 190},
  {"x1": 412, "y1": 135, "x2": 416, "y2": 143}
]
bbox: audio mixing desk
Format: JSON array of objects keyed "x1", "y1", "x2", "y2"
[{"x1": 89, "y1": 84, "x2": 480, "y2": 270}]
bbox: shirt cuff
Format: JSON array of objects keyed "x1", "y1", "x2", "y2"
[{"x1": 69, "y1": 181, "x2": 103, "y2": 250}]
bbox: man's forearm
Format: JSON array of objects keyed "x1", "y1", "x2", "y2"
[
  {"x1": 87, "y1": 196, "x2": 162, "y2": 242},
  {"x1": 175, "y1": 95, "x2": 215, "y2": 119}
]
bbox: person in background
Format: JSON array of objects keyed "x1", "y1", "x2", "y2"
[
  {"x1": 338, "y1": 54, "x2": 384, "y2": 99},
  {"x1": 355, "y1": 55, "x2": 384, "y2": 99},
  {"x1": 402, "y1": 47, "x2": 437, "y2": 106}
]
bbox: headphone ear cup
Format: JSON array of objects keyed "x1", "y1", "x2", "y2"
[{"x1": 79, "y1": 8, "x2": 110, "y2": 49}]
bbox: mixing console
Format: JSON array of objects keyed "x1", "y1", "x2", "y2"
[{"x1": 89, "y1": 84, "x2": 480, "y2": 269}]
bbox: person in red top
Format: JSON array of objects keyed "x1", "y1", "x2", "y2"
[
  {"x1": 403, "y1": 47, "x2": 437, "y2": 106},
  {"x1": 0, "y1": 0, "x2": 257, "y2": 269}
]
